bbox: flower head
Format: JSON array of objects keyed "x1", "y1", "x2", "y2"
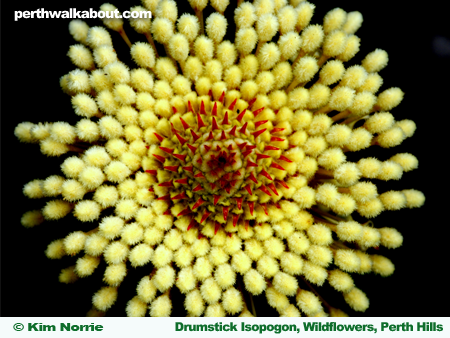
[{"x1": 14, "y1": 0, "x2": 425, "y2": 317}]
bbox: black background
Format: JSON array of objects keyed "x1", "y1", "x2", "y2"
[{"x1": 2, "y1": 0, "x2": 449, "y2": 317}]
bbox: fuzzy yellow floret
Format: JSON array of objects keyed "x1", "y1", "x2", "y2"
[
  {"x1": 259, "y1": 43, "x2": 281, "y2": 71},
  {"x1": 323, "y1": 30, "x2": 347, "y2": 57},
  {"x1": 328, "y1": 269, "x2": 354, "y2": 292},
  {"x1": 303, "y1": 136, "x2": 327, "y2": 157},
  {"x1": 129, "y1": 6, "x2": 152, "y2": 33},
  {"x1": 104, "y1": 241, "x2": 129, "y2": 264},
  {"x1": 184, "y1": 57, "x2": 204, "y2": 82},
  {"x1": 42, "y1": 200, "x2": 72, "y2": 220},
  {"x1": 266, "y1": 287, "x2": 289, "y2": 312},
  {"x1": 200, "y1": 277, "x2": 222, "y2": 304},
  {"x1": 104, "y1": 262, "x2": 127, "y2": 286},
  {"x1": 278, "y1": 5, "x2": 298, "y2": 34},
  {"x1": 257, "y1": 255, "x2": 279, "y2": 278},
  {"x1": 315, "y1": 183, "x2": 339, "y2": 207},
  {"x1": 287, "y1": 87, "x2": 310, "y2": 110},
  {"x1": 364, "y1": 112, "x2": 394, "y2": 134},
  {"x1": 155, "y1": 0, "x2": 177, "y2": 23},
  {"x1": 92, "y1": 287, "x2": 117, "y2": 311},
  {"x1": 296, "y1": 1, "x2": 315, "y2": 30},
  {"x1": 152, "y1": 244, "x2": 173, "y2": 268},
  {"x1": 273, "y1": 271, "x2": 298, "y2": 296},
  {"x1": 344, "y1": 287, "x2": 369, "y2": 312},
  {"x1": 236, "y1": 27, "x2": 258, "y2": 55},
  {"x1": 168, "y1": 33, "x2": 189, "y2": 63},
  {"x1": 114, "y1": 86, "x2": 136, "y2": 108},
  {"x1": 78, "y1": 166, "x2": 105, "y2": 189},
  {"x1": 379, "y1": 191, "x2": 406, "y2": 210},
  {"x1": 59, "y1": 266, "x2": 78, "y2": 284},
  {"x1": 105, "y1": 61, "x2": 131, "y2": 85},
  {"x1": 308, "y1": 84, "x2": 331, "y2": 109},
  {"x1": 137, "y1": 276, "x2": 157, "y2": 303},
  {"x1": 328, "y1": 86, "x2": 355, "y2": 111},
  {"x1": 97, "y1": 90, "x2": 119, "y2": 115},
  {"x1": 402, "y1": 189, "x2": 425, "y2": 208},
  {"x1": 23, "y1": 179, "x2": 44, "y2": 199},
  {"x1": 45, "y1": 239, "x2": 66, "y2": 259},
  {"x1": 126, "y1": 296, "x2": 147, "y2": 317},
  {"x1": 86, "y1": 26, "x2": 112, "y2": 48},
  {"x1": 21, "y1": 210, "x2": 44, "y2": 228},
  {"x1": 84, "y1": 233, "x2": 109, "y2": 256},
  {"x1": 293, "y1": 56, "x2": 319, "y2": 84},
  {"x1": 306, "y1": 223, "x2": 333, "y2": 246},
  {"x1": 334, "y1": 162, "x2": 361, "y2": 186},
  {"x1": 296, "y1": 289, "x2": 323, "y2": 316},
  {"x1": 234, "y1": 2, "x2": 256, "y2": 28},
  {"x1": 84, "y1": 146, "x2": 112, "y2": 167},
  {"x1": 332, "y1": 194, "x2": 356, "y2": 216},
  {"x1": 349, "y1": 182, "x2": 378, "y2": 203},
  {"x1": 68, "y1": 44, "x2": 94, "y2": 70},
  {"x1": 376, "y1": 87, "x2": 404, "y2": 111},
  {"x1": 231, "y1": 251, "x2": 252, "y2": 274},
  {"x1": 51, "y1": 122, "x2": 76, "y2": 144},
  {"x1": 64, "y1": 231, "x2": 87, "y2": 255},
  {"x1": 377, "y1": 161, "x2": 403, "y2": 180},
  {"x1": 176, "y1": 266, "x2": 196, "y2": 294},
  {"x1": 61, "y1": 179, "x2": 86, "y2": 201},
  {"x1": 336, "y1": 220, "x2": 362, "y2": 242},
  {"x1": 93, "y1": 185, "x2": 118, "y2": 208},
  {"x1": 74, "y1": 200, "x2": 101, "y2": 222},
  {"x1": 323, "y1": 8, "x2": 346, "y2": 33},
  {"x1": 99, "y1": 116, "x2": 124, "y2": 139},
  {"x1": 104, "y1": 161, "x2": 131, "y2": 183},
  {"x1": 204, "y1": 304, "x2": 226, "y2": 317},
  {"x1": 99, "y1": 3, "x2": 123, "y2": 31},
  {"x1": 278, "y1": 31, "x2": 301, "y2": 60},
  {"x1": 287, "y1": 231, "x2": 310, "y2": 255},
  {"x1": 14, "y1": 122, "x2": 36, "y2": 143},
  {"x1": 272, "y1": 61, "x2": 293, "y2": 89},
  {"x1": 325, "y1": 124, "x2": 351, "y2": 147},
  {"x1": 346, "y1": 128, "x2": 373, "y2": 151},
  {"x1": 243, "y1": 269, "x2": 266, "y2": 295},
  {"x1": 115, "y1": 198, "x2": 139, "y2": 219},
  {"x1": 376, "y1": 127, "x2": 406, "y2": 148},
  {"x1": 319, "y1": 59, "x2": 344, "y2": 86},
  {"x1": 357, "y1": 198, "x2": 384, "y2": 218},
  {"x1": 205, "y1": 13, "x2": 227, "y2": 44},
  {"x1": 300, "y1": 24, "x2": 323, "y2": 54},
  {"x1": 173, "y1": 245, "x2": 193, "y2": 269},
  {"x1": 280, "y1": 252, "x2": 303, "y2": 275},
  {"x1": 379, "y1": 227, "x2": 403, "y2": 249},
  {"x1": 76, "y1": 120, "x2": 100, "y2": 142},
  {"x1": 184, "y1": 289, "x2": 204, "y2": 316},
  {"x1": 362, "y1": 49, "x2": 388, "y2": 73},
  {"x1": 340, "y1": 65, "x2": 367, "y2": 89},
  {"x1": 69, "y1": 20, "x2": 89, "y2": 44},
  {"x1": 349, "y1": 92, "x2": 376, "y2": 116},
  {"x1": 357, "y1": 157, "x2": 381, "y2": 178},
  {"x1": 334, "y1": 250, "x2": 360, "y2": 272},
  {"x1": 153, "y1": 265, "x2": 176, "y2": 292},
  {"x1": 149, "y1": 294, "x2": 172, "y2": 317},
  {"x1": 318, "y1": 147, "x2": 346, "y2": 170},
  {"x1": 307, "y1": 245, "x2": 333, "y2": 267},
  {"x1": 193, "y1": 256, "x2": 213, "y2": 281},
  {"x1": 93, "y1": 45, "x2": 118, "y2": 69},
  {"x1": 280, "y1": 304, "x2": 301, "y2": 317},
  {"x1": 396, "y1": 119, "x2": 416, "y2": 138},
  {"x1": 357, "y1": 226, "x2": 381, "y2": 249},
  {"x1": 342, "y1": 11, "x2": 363, "y2": 34},
  {"x1": 337, "y1": 34, "x2": 361, "y2": 62},
  {"x1": 99, "y1": 216, "x2": 125, "y2": 239},
  {"x1": 193, "y1": 35, "x2": 213, "y2": 63},
  {"x1": 68, "y1": 69, "x2": 91, "y2": 93}
]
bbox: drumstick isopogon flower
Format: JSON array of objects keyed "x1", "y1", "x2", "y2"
[{"x1": 15, "y1": 0, "x2": 425, "y2": 317}]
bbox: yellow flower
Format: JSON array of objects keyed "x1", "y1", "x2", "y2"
[{"x1": 13, "y1": 0, "x2": 427, "y2": 317}]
